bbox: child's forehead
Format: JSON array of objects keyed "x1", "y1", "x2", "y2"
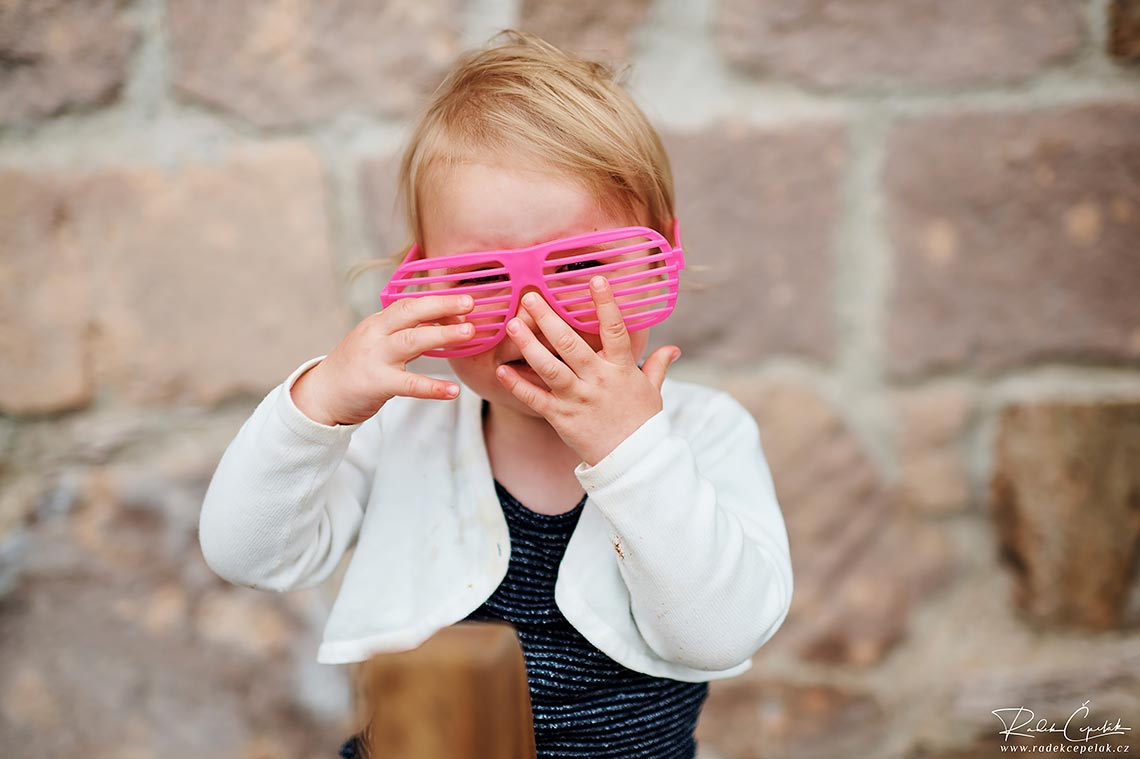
[
  {"x1": 420, "y1": 161, "x2": 637, "y2": 254},
  {"x1": 423, "y1": 159, "x2": 593, "y2": 205}
]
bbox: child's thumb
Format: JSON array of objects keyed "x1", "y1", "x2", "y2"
[{"x1": 643, "y1": 346, "x2": 681, "y2": 391}]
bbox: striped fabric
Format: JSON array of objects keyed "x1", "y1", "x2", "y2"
[
  {"x1": 462, "y1": 479, "x2": 709, "y2": 758},
  {"x1": 336, "y1": 478, "x2": 709, "y2": 759}
]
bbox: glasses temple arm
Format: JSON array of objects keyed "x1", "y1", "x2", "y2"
[{"x1": 671, "y1": 218, "x2": 685, "y2": 269}]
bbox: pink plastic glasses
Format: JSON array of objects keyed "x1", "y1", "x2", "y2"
[{"x1": 379, "y1": 220, "x2": 686, "y2": 358}]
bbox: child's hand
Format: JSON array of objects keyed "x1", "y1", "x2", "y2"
[
  {"x1": 495, "y1": 276, "x2": 681, "y2": 466},
  {"x1": 291, "y1": 295, "x2": 477, "y2": 426}
]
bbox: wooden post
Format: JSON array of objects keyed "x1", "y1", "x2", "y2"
[{"x1": 349, "y1": 621, "x2": 537, "y2": 759}]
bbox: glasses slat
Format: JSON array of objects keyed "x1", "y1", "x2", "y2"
[
  {"x1": 541, "y1": 241, "x2": 663, "y2": 268},
  {"x1": 563, "y1": 291, "x2": 677, "y2": 317},
  {"x1": 541, "y1": 253, "x2": 671, "y2": 284},
  {"x1": 545, "y1": 262, "x2": 679, "y2": 295}
]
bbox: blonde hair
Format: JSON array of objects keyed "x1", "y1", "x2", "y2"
[{"x1": 348, "y1": 29, "x2": 676, "y2": 284}]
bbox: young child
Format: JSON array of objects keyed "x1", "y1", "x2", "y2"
[{"x1": 199, "y1": 29, "x2": 793, "y2": 759}]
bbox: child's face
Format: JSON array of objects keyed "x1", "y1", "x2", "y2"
[{"x1": 420, "y1": 161, "x2": 652, "y2": 420}]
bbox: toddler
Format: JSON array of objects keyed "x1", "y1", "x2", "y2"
[{"x1": 199, "y1": 29, "x2": 793, "y2": 759}]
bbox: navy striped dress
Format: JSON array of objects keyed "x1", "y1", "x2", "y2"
[{"x1": 338, "y1": 478, "x2": 708, "y2": 758}]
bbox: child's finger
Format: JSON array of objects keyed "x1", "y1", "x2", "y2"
[
  {"x1": 433, "y1": 313, "x2": 466, "y2": 326},
  {"x1": 388, "y1": 323, "x2": 475, "y2": 361},
  {"x1": 505, "y1": 316, "x2": 578, "y2": 392},
  {"x1": 589, "y1": 276, "x2": 634, "y2": 365},
  {"x1": 495, "y1": 362, "x2": 555, "y2": 416},
  {"x1": 392, "y1": 370, "x2": 461, "y2": 401},
  {"x1": 382, "y1": 294, "x2": 474, "y2": 331},
  {"x1": 519, "y1": 292, "x2": 594, "y2": 374},
  {"x1": 640, "y1": 346, "x2": 681, "y2": 391}
]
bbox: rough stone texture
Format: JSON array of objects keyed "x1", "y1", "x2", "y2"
[
  {"x1": 2, "y1": 401, "x2": 263, "y2": 554},
  {"x1": 0, "y1": 172, "x2": 92, "y2": 415},
  {"x1": 1109, "y1": 0, "x2": 1140, "y2": 60},
  {"x1": 870, "y1": 516, "x2": 1140, "y2": 759},
  {"x1": 891, "y1": 383, "x2": 976, "y2": 516},
  {"x1": 1, "y1": 143, "x2": 350, "y2": 410},
  {"x1": 0, "y1": 0, "x2": 137, "y2": 124},
  {"x1": 649, "y1": 122, "x2": 845, "y2": 366},
  {"x1": 519, "y1": 0, "x2": 652, "y2": 62},
  {"x1": 989, "y1": 401, "x2": 1140, "y2": 630},
  {"x1": 168, "y1": 0, "x2": 463, "y2": 127},
  {"x1": 74, "y1": 142, "x2": 352, "y2": 405},
  {"x1": 726, "y1": 379, "x2": 956, "y2": 666},
  {"x1": 919, "y1": 650, "x2": 1140, "y2": 756},
  {"x1": 697, "y1": 681, "x2": 886, "y2": 759},
  {"x1": 715, "y1": 0, "x2": 1085, "y2": 90},
  {"x1": 0, "y1": 443, "x2": 352, "y2": 757},
  {"x1": 885, "y1": 103, "x2": 1140, "y2": 378},
  {"x1": 948, "y1": 650, "x2": 1140, "y2": 728},
  {"x1": 0, "y1": 474, "x2": 40, "y2": 543}
]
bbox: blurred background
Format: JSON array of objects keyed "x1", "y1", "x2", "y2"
[{"x1": 1, "y1": 1, "x2": 1139, "y2": 757}]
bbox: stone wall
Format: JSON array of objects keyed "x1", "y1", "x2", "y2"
[{"x1": 1, "y1": 1, "x2": 1139, "y2": 757}]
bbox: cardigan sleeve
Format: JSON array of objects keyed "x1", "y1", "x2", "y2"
[
  {"x1": 573, "y1": 388, "x2": 793, "y2": 671},
  {"x1": 198, "y1": 355, "x2": 379, "y2": 593}
]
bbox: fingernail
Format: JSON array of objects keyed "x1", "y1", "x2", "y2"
[
  {"x1": 523, "y1": 292, "x2": 538, "y2": 307},
  {"x1": 507, "y1": 319, "x2": 520, "y2": 334},
  {"x1": 591, "y1": 276, "x2": 606, "y2": 291},
  {"x1": 446, "y1": 385, "x2": 459, "y2": 397},
  {"x1": 459, "y1": 295, "x2": 473, "y2": 308},
  {"x1": 672, "y1": 350, "x2": 682, "y2": 361}
]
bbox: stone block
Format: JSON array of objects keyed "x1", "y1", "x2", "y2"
[
  {"x1": 0, "y1": 0, "x2": 137, "y2": 124},
  {"x1": 885, "y1": 103, "x2": 1140, "y2": 377},
  {"x1": 0, "y1": 171, "x2": 93, "y2": 414},
  {"x1": 989, "y1": 400, "x2": 1140, "y2": 629},
  {"x1": 727, "y1": 379, "x2": 957, "y2": 667},
  {"x1": 76, "y1": 142, "x2": 353, "y2": 405},
  {"x1": 168, "y1": 0, "x2": 462, "y2": 127},
  {"x1": 1109, "y1": 0, "x2": 1140, "y2": 61},
  {"x1": 651, "y1": 122, "x2": 846, "y2": 366},
  {"x1": 3, "y1": 143, "x2": 352, "y2": 408},
  {"x1": 715, "y1": 0, "x2": 1085, "y2": 89}
]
